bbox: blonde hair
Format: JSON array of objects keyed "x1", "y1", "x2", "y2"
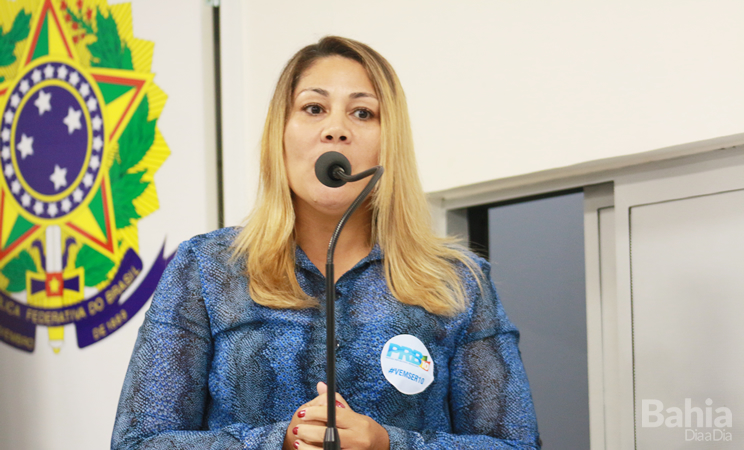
[{"x1": 233, "y1": 36, "x2": 479, "y2": 316}]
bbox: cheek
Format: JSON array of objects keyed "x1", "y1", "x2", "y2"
[
  {"x1": 284, "y1": 124, "x2": 319, "y2": 163},
  {"x1": 284, "y1": 154, "x2": 313, "y2": 195},
  {"x1": 284, "y1": 126, "x2": 310, "y2": 183},
  {"x1": 283, "y1": 122, "x2": 303, "y2": 158},
  {"x1": 365, "y1": 132, "x2": 381, "y2": 165}
]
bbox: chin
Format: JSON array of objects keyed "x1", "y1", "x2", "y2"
[
  {"x1": 310, "y1": 187, "x2": 364, "y2": 215},
  {"x1": 311, "y1": 198, "x2": 354, "y2": 217},
  {"x1": 291, "y1": 181, "x2": 368, "y2": 217}
]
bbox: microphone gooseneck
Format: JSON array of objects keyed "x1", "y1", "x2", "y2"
[{"x1": 314, "y1": 151, "x2": 384, "y2": 450}]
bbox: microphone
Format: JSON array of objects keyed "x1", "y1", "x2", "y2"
[
  {"x1": 315, "y1": 151, "x2": 352, "y2": 187},
  {"x1": 315, "y1": 151, "x2": 381, "y2": 188},
  {"x1": 313, "y1": 151, "x2": 383, "y2": 450}
]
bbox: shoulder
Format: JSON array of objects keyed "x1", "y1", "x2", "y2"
[
  {"x1": 446, "y1": 246, "x2": 491, "y2": 296},
  {"x1": 168, "y1": 227, "x2": 241, "y2": 269},
  {"x1": 177, "y1": 226, "x2": 241, "y2": 256},
  {"x1": 147, "y1": 227, "x2": 245, "y2": 327},
  {"x1": 159, "y1": 227, "x2": 244, "y2": 292},
  {"x1": 446, "y1": 247, "x2": 517, "y2": 340}
]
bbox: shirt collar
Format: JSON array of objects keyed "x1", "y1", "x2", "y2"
[{"x1": 295, "y1": 243, "x2": 383, "y2": 276}]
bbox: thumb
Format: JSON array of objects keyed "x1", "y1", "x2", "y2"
[{"x1": 316, "y1": 382, "x2": 350, "y2": 410}]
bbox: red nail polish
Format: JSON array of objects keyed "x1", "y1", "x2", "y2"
[
  {"x1": 292, "y1": 426, "x2": 298, "y2": 435},
  {"x1": 293, "y1": 440, "x2": 300, "y2": 449},
  {"x1": 298, "y1": 410, "x2": 305, "y2": 418},
  {"x1": 335, "y1": 400, "x2": 345, "y2": 408}
]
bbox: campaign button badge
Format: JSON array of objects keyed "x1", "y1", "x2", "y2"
[{"x1": 380, "y1": 334, "x2": 434, "y2": 395}]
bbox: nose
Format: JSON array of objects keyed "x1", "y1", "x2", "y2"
[
  {"x1": 324, "y1": 133, "x2": 347, "y2": 142},
  {"x1": 322, "y1": 113, "x2": 350, "y2": 143}
]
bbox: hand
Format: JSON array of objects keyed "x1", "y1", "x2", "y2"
[
  {"x1": 283, "y1": 388, "x2": 327, "y2": 450},
  {"x1": 287, "y1": 382, "x2": 390, "y2": 450}
]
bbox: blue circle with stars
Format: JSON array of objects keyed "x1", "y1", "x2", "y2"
[
  {"x1": 17, "y1": 85, "x2": 89, "y2": 196},
  {"x1": 1, "y1": 61, "x2": 105, "y2": 220}
]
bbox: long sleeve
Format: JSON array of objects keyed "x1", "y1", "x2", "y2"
[
  {"x1": 381, "y1": 263, "x2": 541, "y2": 449},
  {"x1": 112, "y1": 231, "x2": 540, "y2": 449},
  {"x1": 111, "y1": 240, "x2": 289, "y2": 450}
]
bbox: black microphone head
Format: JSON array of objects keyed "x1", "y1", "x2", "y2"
[{"x1": 315, "y1": 151, "x2": 351, "y2": 188}]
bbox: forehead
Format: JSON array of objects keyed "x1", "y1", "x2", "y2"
[{"x1": 295, "y1": 56, "x2": 375, "y2": 94}]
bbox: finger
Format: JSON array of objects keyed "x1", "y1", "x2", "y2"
[
  {"x1": 303, "y1": 397, "x2": 324, "y2": 409},
  {"x1": 298, "y1": 391, "x2": 329, "y2": 413},
  {"x1": 299, "y1": 405, "x2": 327, "y2": 423},
  {"x1": 309, "y1": 389, "x2": 333, "y2": 406},
  {"x1": 295, "y1": 400, "x2": 317, "y2": 414},
  {"x1": 314, "y1": 382, "x2": 349, "y2": 410},
  {"x1": 294, "y1": 440, "x2": 322, "y2": 450},
  {"x1": 299, "y1": 401, "x2": 350, "y2": 424},
  {"x1": 334, "y1": 394, "x2": 350, "y2": 410},
  {"x1": 334, "y1": 406, "x2": 359, "y2": 429},
  {"x1": 315, "y1": 397, "x2": 347, "y2": 409},
  {"x1": 294, "y1": 419, "x2": 326, "y2": 428},
  {"x1": 294, "y1": 423, "x2": 326, "y2": 445}
]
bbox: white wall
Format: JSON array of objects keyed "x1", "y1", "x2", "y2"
[
  {"x1": 0, "y1": 1, "x2": 218, "y2": 449},
  {"x1": 221, "y1": 0, "x2": 744, "y2": 223}
]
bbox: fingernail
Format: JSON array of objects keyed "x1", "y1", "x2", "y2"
[
  {"x1": 292, "y1": 426, "x2": 298, "y2": 435},
  {"x1": 298, "y1": 410, "x2": 305, "y2": 418},
  {"x1": 335, "y1": 400, "x2": 345, "y2": 408},
  {"x1": 293, "y1": 441, "x2": 300, "y2": 449}
]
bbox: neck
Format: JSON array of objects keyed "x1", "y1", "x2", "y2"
[{"x1": 294, "y1": 199, "x2": 373, "y2": 282}]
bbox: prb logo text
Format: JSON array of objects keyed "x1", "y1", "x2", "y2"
[{"x1": 386, "y1": 343, "x2": 431, "y2": 371}]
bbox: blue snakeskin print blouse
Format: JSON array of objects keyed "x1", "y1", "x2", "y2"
[{"x1": 112, "y1": 227, "x2": 540, "y2": 449}]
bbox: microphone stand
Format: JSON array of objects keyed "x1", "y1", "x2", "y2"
[{"x1": 321, "y1": 160, "x2": 383, "y2": 450}]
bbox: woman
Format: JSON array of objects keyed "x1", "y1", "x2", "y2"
[{"x1": 112, "y1": 36, "x2": 540, "y2": 450}]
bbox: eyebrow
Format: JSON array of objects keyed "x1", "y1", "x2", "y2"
[
  {"x1": 350, "y1": 92, "x2": 377, "y2": 100},
  {"x1": 296, "y1": 88, "x2": 377, "y2": 100}
]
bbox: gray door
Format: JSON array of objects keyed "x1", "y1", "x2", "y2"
[{"x1": 485, "y1": 191, "x2": 590, "y2": 450}]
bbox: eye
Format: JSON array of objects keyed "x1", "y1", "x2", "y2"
[
  {"x1": 352, "y1": 108, "x2": 374, "y2": 120},
  {"x1": 303, "y1": 104, "x2": 324, "y2": 115}
]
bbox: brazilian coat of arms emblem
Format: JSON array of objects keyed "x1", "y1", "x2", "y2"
[{"x1": 0, "y1": 0, "x2": 172, "y2": 353}]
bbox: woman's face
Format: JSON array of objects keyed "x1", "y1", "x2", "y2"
[{"x1": 284, "y1": 56, "x2": 381, "y2": 218}]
